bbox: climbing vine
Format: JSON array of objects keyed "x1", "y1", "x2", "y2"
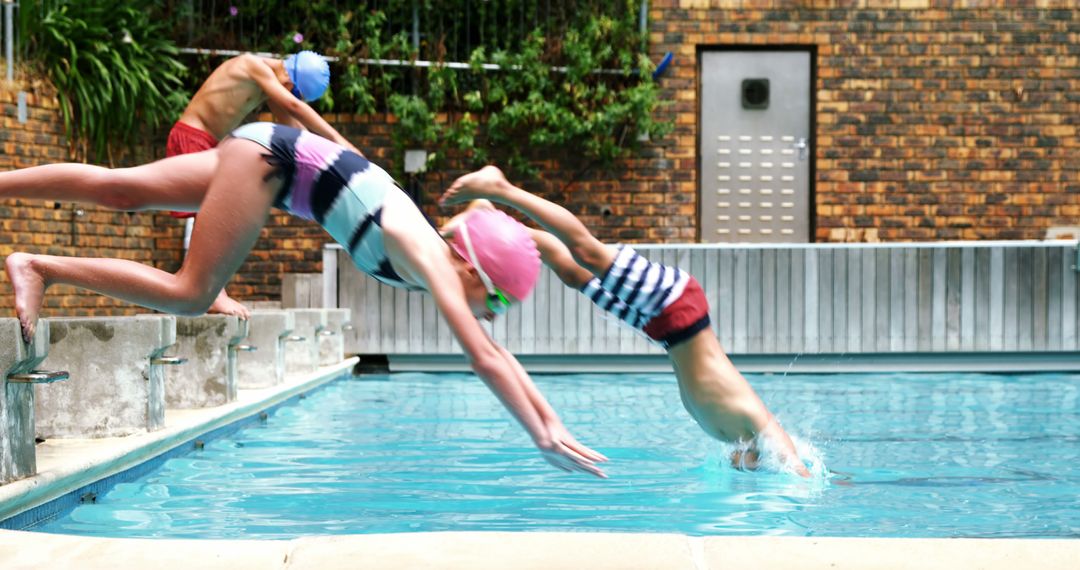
[
  {"x1": 324, "y1": 1, "x2": 671, "y2": 174},
  {"x1": 22, "y1": 1, "x2": 669, "y2": 172}
]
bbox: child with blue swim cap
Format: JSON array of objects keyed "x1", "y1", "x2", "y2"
[
  {"x1": 284, "y1": 51, "x2": 331, "y2": 102},
  {"x1": 170, "y1": 50, "x2": 353, "y2": 156}
]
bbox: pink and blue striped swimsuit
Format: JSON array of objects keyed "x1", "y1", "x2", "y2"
[{"x1": 229, "y1": 122, "x2": 418, "y2": 290}]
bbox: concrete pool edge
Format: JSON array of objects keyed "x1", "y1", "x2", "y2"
[
  {"x1": 0, "y1": 531, "x2": 1077, "y2": 569},
  {"x1": 388, "y1": 352, "x2": 1080, "y2": 374},
  {"x1": 0, "y1": 358, "x2": 358, "y2": 524}
]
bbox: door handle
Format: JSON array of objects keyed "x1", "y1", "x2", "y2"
[{"x1": 794, "y1": 137, "x2": 808, "y2": 161}]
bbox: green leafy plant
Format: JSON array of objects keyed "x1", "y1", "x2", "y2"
[
  {"x1": 22, "y1": 0, "x2": 188, "y2": 161},
  {"x1": 326, "y1": 2, "x2": 670, "y2": 176},
  {"x1": 24, "y1": 0, "x2": 669, "y2": 173}
]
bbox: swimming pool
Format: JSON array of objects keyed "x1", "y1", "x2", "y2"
[{"x1": 27, "y1": 371, "x2": 1080, "y2": 539}]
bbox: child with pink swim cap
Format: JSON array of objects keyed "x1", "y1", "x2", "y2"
[
  {"x1": 447, "y1": 208, "x2": 542, "y2": 309},
  {"x1": 0, "y1": 125, "x2": 606, "y2": 479},
  {"x1": 441, "y1": 166, "x2": 809, "y2": 477}
]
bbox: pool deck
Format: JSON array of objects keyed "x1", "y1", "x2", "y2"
[{"x1": 0, "y1": 530, "x2": 1077, "y2": 569}]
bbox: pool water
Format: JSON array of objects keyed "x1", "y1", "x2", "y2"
[{"x1": 32, "y1": 372, "x2": 1080, "y2": 539}]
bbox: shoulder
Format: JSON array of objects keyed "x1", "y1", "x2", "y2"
[
  {"x1": 382, "y1": 198, "x2": 451, "y2": 281},
  {"x1": 220, "y1": 54, "x2": 272, "y2": 79},
  {"x1": 233, "y1": 53, "x2": 265, "y2": 68},
  {"x1": 235, "y1": 54, "x2": 268, "y2": 73}
]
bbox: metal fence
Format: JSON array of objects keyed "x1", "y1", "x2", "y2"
[
  {"x1": 2, "y1": 0, "x2": 19, "y2": 81},
  {"x1": 324, "y1": 241, "x2": 1080, "y2": 367},
  {"x1": 157, "y1": 0, "x2": 642, "y2": 59}
]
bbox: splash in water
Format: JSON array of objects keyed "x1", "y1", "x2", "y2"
[{"x1": 710, "y1": 430, "x2": 829, "y2": 482}]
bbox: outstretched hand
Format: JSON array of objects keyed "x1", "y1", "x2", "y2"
[{"x1": 537, "y1": 422, "x2": 609, "y2": 479}]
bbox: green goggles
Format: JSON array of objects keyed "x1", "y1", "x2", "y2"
[
  {"x1": 485, "y1": 289, "x2": 512, "y2": 315},
  {"x1": 460, "y1": 222, "x2": 514, "y2": 316}
]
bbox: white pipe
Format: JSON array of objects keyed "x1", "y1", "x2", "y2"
[
  {"x1": 4, "y1": 1, "x2": 14, "y2": 82},
  {"x1": 175, "y1": 47, "x2": 632, "y2": 76}
]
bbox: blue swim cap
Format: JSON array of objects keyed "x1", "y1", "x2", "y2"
[{"x1": 284, "y1": 51, "x2": 330, "y2": 102}]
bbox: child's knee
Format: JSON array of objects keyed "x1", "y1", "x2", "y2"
[{"x1": 172, "y1": 293, "x2": 215, "y2": 316}]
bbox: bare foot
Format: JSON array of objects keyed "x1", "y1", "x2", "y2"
[
  {"x1": 5, "y1": 253, "x2": 47, "y2": 343},
  {"x1": 207, "y1": 290, "x2": 250, "y2": 320},
  {"x1": 439, "y1": 165, "x2": 513, "y2": 207}
]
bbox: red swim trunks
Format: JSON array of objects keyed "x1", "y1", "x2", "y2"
[
  {"x1": 642, "y1": 275, "x2": 712, "y2": 349},
  {"x1": 165, "y1": 121, "x2": 219, "y2": 218}
]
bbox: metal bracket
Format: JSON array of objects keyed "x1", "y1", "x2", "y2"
[
  {"x1": 231, "y1": 344, "x2": 257, "y2": 352},
  {"x1": 150, "y1": 356, "x2": 187, "y2": 366},
  {"x1": 7, "y1": 370, "x2": 70, "y2": 384},
  {"x1": 284, "y1": 335, "x2": 306, "y2": 342},
  {"x1": 318, "y1": 329, "x2": 336, "y2": 337}
]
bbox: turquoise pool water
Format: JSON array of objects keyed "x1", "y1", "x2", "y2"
[{"x1": 31, "y1": 372, "x2": 1080, "y2": 539}]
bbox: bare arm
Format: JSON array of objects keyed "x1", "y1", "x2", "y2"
[
  {"x1": 265, "y1": 96, "x2": 304, "y2": 130},
  {"x1": 440, "y1": 166, "x2": 615, "y2": 275},
  {"x1": 247, "y1": 57, "x2": 364, "y2": 156},
  {"x1": 529, "y1": 228, "x2": 593, "y2": 289},
  {"x1": 440, "y1": 200, "x2": 593, "y2": 290},
  {"x1": 401, "y1": 237, "x2": 605, "y2": 477},
  {"x1": 493, "y1": 343, "x2": 608, "y2": 468}
]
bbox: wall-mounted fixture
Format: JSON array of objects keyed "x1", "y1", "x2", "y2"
[{"x1": 742, "y1": 78, "x2": 770, "y2": 110}]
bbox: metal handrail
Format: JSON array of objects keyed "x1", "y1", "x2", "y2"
[
  {"x1": 7, "y1": 370, "x2": 69, "y2": 384},
  {"x1": 150, "y1": 356, "x2": 187, "y2": 365}
]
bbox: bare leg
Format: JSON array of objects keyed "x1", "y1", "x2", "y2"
[
  {"x1": 5, "y1": 140, "x2": 278, "y2": 341},
  {"x1": 0, "y1": 149, "x2": 218, "y2": 211},
  {"x1": 183, "y1": 214, "x2": 249, "y2": 319},
  {"x1": 441, "y1": 166, "x2": 617, "y2": 277}
]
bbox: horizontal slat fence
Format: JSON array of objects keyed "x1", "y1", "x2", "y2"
[{"x1": 330, "y1": 242, "x2": 1080, "y2": 356}]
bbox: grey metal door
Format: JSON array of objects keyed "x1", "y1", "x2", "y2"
[{"x1": 700, "y1": 50, "x2": 812, "y2": 243}]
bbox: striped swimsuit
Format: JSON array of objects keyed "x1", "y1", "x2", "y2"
[
  {"x1": 582, "y1": 245, "x2": 710, "y2": 348},
  {"x1": 229, "y1": 122, "x2": 419, "y2": 290}
]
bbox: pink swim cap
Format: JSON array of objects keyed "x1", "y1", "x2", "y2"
[{"x1": 449, "y1": 209, "x2": 541, "y2": 302}]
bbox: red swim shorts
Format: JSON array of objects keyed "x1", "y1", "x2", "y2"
[
  {"x1": 642, "y1": 275, "x2": 712, "y2": 349},
  {"x1": 165, "y1": 121, "x2": 219, "y2": 219}
]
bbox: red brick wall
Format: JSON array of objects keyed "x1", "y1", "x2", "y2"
[
  {"x1": 650, "y1": 0, "x2": 1079, "y2": 241},
  {"x1": 0, "y1": 89, "x2": 162, "y2": 318}
]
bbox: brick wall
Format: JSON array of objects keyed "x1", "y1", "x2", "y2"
[
  {"x1": 0, "y1": 88, "x2": 163, "y2": 318},
  {"x1": 651, "y1": 0, "x2": 1079, "y2": 241},
  {"x1": 2, "y1": 0, "x2": 1078, "y2": 315}
]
